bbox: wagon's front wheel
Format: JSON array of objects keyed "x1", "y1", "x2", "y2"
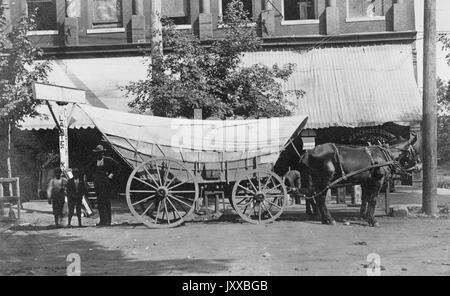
[
  {"x1": 231, "y1": 169, "x2": 287, "y2": 224},
  {"x1": 126, "y1": 157, "x2": 199, "y2": 228}
]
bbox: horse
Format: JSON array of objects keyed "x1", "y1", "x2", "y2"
[
  {"x1": 273, "y1": 136, "x2": 319, "y2": 219},
  {"x1": 297, "y1": 134, "x2": 421, "y2": 227}
]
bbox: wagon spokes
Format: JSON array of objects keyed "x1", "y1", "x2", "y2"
[
  {"x1": 231, "y1": 169, "x2": 287, "y2": 224},
  {"x1": 126, "y1": 157, "x2": 199, "y2": 229}
]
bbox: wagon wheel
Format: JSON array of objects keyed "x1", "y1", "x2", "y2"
[
  {"x1": 126, "y1": 157, "x2": 199, "y2": 228},
  {"x1": 231, "y1": 169, "x2": 287, "y2": 224}
]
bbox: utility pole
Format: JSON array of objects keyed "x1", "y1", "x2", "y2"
[
  {"x1": 151, "y1": 0, "x2": 163, "y2": 74},
  {"x1": 422, "y1": 0, "x2": 438, "y2": 215}
]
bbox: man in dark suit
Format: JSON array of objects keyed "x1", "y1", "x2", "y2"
[
  {"x1": 67, "y1": 168, "x2": 87, "y2": 228},
  {"x1": 90, "y1": 145, "x2": 119, "y2": 227}
]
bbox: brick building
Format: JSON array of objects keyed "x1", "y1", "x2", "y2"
[{"x1": 3, "y1": 0, "x2": 423, "y2": 196}]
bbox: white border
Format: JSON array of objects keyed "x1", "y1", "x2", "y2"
[
  {"x1": 87, "y1": 27, "x2": 126, "y2": 34},
  {"x1": 27, "y1": 30, "x2": 59, "y2": 36},
  {"x1": 174, "y1": 24, "x2": 192, "y2": 30},
  {"x1": 345, "y1": 16, "x2": 386, "y2": 22},
  {"x1": 281, "y1": 19, "x2": 319, "y2": 26}
]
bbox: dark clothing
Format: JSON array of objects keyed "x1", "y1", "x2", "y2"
[
  {"x1": 90, "y1": 156, "x2": 119, "y2": 225},
  {"x1": 284, "y1": 170, "x2": 318, "y2": 218},
  {"x1": 97, "y1": 197, "x2": 112, "y2": 225},
  {"x1": 47, "y1": 177, "x2": 66, "y2": 227},
  {"x1": 67, "y1": 177, "x2": 87, "y2": 226},
  {"x1": 52, "y1": 198, "x2": 65, "y2": 217}
]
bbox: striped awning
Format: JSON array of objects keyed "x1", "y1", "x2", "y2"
[
  {"x1": 242, "y1": 44, "x2": 422, "y2": 129},
  {"x1": 20, "y1": 44, "x2": 422, "y2": 131}
]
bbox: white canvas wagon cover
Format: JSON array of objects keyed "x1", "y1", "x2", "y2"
[{"x1": 78, "y1": 104, "x2": 308, "y2": 166}]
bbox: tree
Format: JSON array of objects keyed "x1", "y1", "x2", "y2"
[
  {"x1": 125, "y1": 0, "x2": 302, "y2": 119},
  {"x1": 1, "y1": 0, "x2": 51, "y2": 178},
  {"x1": 437, "y1": 78, "x2": 450, "y2": 164},
  {"x1": 439, "y1": 33, "x2": 450, "y2": 67}
]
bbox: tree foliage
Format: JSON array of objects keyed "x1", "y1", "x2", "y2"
[
  {"x1": 437, "y1": 35, "x2": 450, "y2": 163},
  {"x1": 125, "y1": 0, "x2": 302, "y2": 119},
  {"x1": 0, "y1": 0, "x2": 51, "y2": 126},
  {"x1": 437, "y1": 77, "x2": 450, "y2": 163},
  {"x1": 439, "y1": 34, "x2": 450, "y2": 67}
]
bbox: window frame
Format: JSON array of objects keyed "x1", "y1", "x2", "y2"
[
  {"x1": 280, "y1": 0, "x2": 319, "y2": 26},
  {"x1": 162, "y1": 0, "x2": 192, "y2": 30},
  {"x1": 345, "y1": 0, "x2": 386, "y2": 23},
  {"x1": 26, "y1": 0, "x2": 59, "y2": 35},
  {"x1": 87, "y1": 0, "x2": 125, "y2": 33}
]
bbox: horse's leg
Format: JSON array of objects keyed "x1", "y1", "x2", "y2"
[
  {"x1": 360, "y1": 185, "x2": 369, "y2": 219},
  {"x1": 306, "y1": 198, "x2": 313, "y2": 217},
  {"x1": 316, "y1": 192, "x2": 335, "y2": 225},
  {"x1": 314, "y1": 162, "x2": 337, "y2": 225},
  {"x1": 310, "y1": 197, "x2": 320, "y2": 218},
  {"x1": 305, "y1": 197, "x2": 319, "y2": 220},
  {"x1": 314, "y1": 184, "x2": 336, "y2": 225}
]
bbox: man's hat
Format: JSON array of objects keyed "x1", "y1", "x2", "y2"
[{"x1": 93, "y1": 144, "x2": 106, "y2": 153}]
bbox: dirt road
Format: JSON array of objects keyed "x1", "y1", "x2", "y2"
[{"x1": 1, "y1": 200, "x2": 449, "y2": 276}]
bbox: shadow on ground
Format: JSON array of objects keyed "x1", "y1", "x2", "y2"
[
  {"x1": 0, "y1": 229, "x2": 233, "y2": 276},
  {"x1": 206, "y1": 207, "x2": 370, "y2": 225}
]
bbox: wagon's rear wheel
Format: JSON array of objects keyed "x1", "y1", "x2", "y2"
[
  {"x1": 126, "y1": 157, "x2": 199, "y2": 228},
  {"x1": 231, "y1": 169, "x2": 287, "y2": 224}
]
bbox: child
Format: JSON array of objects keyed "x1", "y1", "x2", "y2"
[
  {"x1": 47, "y1": 168, "x2": 66, "y2": 228},
  {"x1": 67, "y1": 168, "x2": 87, "y2": 228},
  {"x1": 284, "y1": 170, "x2": 319, "y2": 219}
]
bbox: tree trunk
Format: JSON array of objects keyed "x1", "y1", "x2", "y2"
[{"x1": 7, "y1": 123, "x2": 13, "y2": 196}]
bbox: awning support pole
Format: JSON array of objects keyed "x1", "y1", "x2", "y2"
[{"x1": 45, "y1": 101, "x2": 63, "y2": 134}]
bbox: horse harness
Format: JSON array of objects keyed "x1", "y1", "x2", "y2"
[{"x1": 330, "y1": 144, "x2": 398, "y2": 181}]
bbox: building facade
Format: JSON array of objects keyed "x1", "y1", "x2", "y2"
[
  {"x1": 5, "y1": 1, "x2": 423, "y2": 197},
  {"x1": 5, "y1": 1, "x2": 416, "y2": 58}
]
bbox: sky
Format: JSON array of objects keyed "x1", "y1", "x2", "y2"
[{"x1": 415, "y1": 0, "x2": 450, "y2": 85}]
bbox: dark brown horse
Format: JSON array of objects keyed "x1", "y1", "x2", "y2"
[
  {"x1": 298, "y1": 134, "x2": 421, "y2": 227},
  {"x1": 273, "y1": 136, "x2": 319, "y2": 219}
]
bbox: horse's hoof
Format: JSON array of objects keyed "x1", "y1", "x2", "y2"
[
  {"x1": 369, "y1": 221, "x2": 380, "y2": 227},
  {"x1": 322, "y1": 219, "x2": 336, "y2": 226}
]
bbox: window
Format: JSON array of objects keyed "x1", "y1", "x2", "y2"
[
  {"x1": 219, "y1": 0, "x2": 253, "y2": 23},
  {"x1": 283, "y1": 0, "x2": 318, "y2": 21},
  {"x1": 26, "y1": 0, "x2": 57, "y2": 31},
  {"x1": 92, "y1": 0, "x2": 123, "y2": 28},
  {"x1": 162, "y1": 0, "x2": 191, "y2": 28},
  {"x1": 347, "y1": 0, "x2": 384, "y2": 19}
]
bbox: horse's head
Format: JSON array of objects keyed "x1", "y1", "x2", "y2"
[
  {"x1": 397, "y1": 144, "x2": 422, "y2": 173},
  {"x1": 273, "y1": 136, "x2": 304, "y2": 176},
  {"x1": 389, "y1": 132, "x2": 422, "y2": 173}
]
